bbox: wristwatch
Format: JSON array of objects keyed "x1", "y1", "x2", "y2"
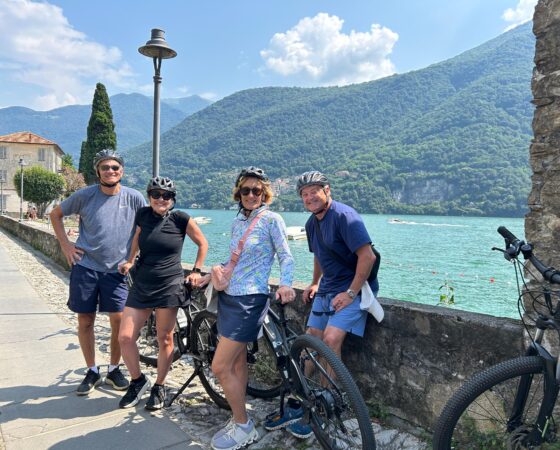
[
  {"x1": 346, "y1": 289, "x2": 356, "y2": 300},
  {"x1": 192, "y1": 267, "x2": 202, "y2": 273}
]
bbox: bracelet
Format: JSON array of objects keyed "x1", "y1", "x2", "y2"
[{"x1": 192, "y1": 267, "x2": 202, "y2": 273}]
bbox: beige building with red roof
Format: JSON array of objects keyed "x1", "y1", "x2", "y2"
[{"x1": 0, "y1": 131, "x2": 64, "y2": 214}]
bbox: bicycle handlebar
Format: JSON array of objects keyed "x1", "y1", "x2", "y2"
[{"x1": 497, "y1": 226, "x2": 560, "y2": 285}]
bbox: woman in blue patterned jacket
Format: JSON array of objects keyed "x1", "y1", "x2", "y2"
[{"x1": 209, "y1": 167, "x2": 295, "y2": 450}]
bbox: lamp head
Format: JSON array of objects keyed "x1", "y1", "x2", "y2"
[{"x1": 138, "y1": 29, "x2": 177, "y2": 59}]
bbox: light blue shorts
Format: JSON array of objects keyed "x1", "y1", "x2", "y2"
[{"x1": 306, "y1": 292, "x2": 368, "y2": 337}]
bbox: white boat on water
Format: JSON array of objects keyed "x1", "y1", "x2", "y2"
[
  {"x1": 286, "y1": 226, "x2": 306, "y2": 240},
  {"x1": 193, "y1": 216, "x2": 212, "y2": 224}
]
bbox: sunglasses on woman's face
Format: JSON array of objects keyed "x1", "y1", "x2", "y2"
[
  {"x1": 149, "y1": 191, "x2": 174, "y2": 200},
  {"x1": 99, "y1": 164, "x2": 121, "y2": 172},
  {"x1": 240, "y1": 187, "x2": 263, "y2": 196}
]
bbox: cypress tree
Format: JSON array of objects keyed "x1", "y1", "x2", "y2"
[{"x1": 79, "y1": 83, "x2": 117, "y2": 184}]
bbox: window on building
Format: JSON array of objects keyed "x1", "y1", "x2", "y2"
[
  {"x1": 0, "y1": 195, "x2": 7, "y2": 211},
  {"x1": 0, "y1": 170, "x2": 6, "y2": 182},
  {"x1": 0, "y1": 146, "x2": 6, "y2": 159},
  {"x1": 38, "y1": 148, "x2": 46, "y2": 161}
]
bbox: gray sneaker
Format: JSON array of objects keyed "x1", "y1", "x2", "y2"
[
  {"x1": 76, "y1": 368, "x2": 102, "y2": 396},
  {"x1": 119, "y1": 375, "x2": 151, "y2": 409},
  {"x1": 105, "y1": 366, "x2": 129, "y2": 390}
]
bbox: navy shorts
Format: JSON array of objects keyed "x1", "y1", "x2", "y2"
[
  {"x1": 68, "y1": 264, "x2": 128, "y2": 314},
  {"x1": 217, "y1": 292, "x2": 269, "y2": 343},
  {"x1": 306, "y1": 292, "x2": 368, "y2": 337}
]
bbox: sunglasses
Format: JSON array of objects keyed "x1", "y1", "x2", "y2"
[
  {"x1": 99, "y1": 164, "x2": 121, "y2": 172},
  {"x1": 240, "y1": 187, "x2": 263, "y2": 196},
  {"x1": 149, "y1": 191, "x2": 174, "y2": 200},
  {"x1": 311, "y1": 310, "x2": 336, "y2": 317}
]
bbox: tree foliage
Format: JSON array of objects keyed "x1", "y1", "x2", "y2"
[
  {"x1": 79, "y1": 83, "x2": 117, "y2": 184},
  {"x1": 13, "y1": 166, "x2": 65, "y2": 216}
]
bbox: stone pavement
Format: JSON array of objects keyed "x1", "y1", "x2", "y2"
[{"x1": 0, "y1": 228, "x2": 429, "y2": 449}]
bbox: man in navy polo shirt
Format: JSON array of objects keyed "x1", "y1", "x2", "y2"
[{"x1": 265, "y1": 170, "x2": 378, "y2": 438}]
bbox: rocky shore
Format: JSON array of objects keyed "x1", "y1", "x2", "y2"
[{"x1": 0, "y1": 228, "x2": 428, "y2": 449}]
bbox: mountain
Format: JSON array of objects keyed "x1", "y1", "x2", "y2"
[
  {"x1": 124, "y1": 23, "x2": 534, "y2": 217},
  {"x1": 0, "y1": 94, "x2": 212, "y2": 162}
]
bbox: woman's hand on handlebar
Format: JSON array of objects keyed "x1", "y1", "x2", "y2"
[{"x1": 276, "y1": 285, "x2": 296, "y2": 304}]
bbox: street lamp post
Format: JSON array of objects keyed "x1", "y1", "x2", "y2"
[
  {"x1": 18, "y1": 158, "x2": 26, "y2": 222},
  {"x1": 138, "y1": 28, "x2": 177, "y2": 178}
]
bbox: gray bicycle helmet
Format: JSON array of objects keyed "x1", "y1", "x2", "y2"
[
  {"x1": 146, "y1": 176, "x2": 176, "y2": 194},
  {"x1": 296, "y1": 171, "x2": 329, "y2": 195},
  {"x1": 93, "y1": 149, "x2": 124, "y2": 169},
  {"x1": 235, "y1": 166, "x2": 269, "y2": 186}
]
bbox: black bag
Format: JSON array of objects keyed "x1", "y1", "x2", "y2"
[{"x1": 314, "y1": 217, "x2": 381, "y2": 281}]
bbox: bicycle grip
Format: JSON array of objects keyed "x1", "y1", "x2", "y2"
[{"x1": 497, "y1": 226, "x2": 520, "y2": 244}]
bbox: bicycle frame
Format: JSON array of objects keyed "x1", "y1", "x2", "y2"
[
  {"x1": 261, "y1": 304, "x2": 343, "y2": 412},
  {"x1": 508, "y1": 293, "x2": 560, "y2": 444}
]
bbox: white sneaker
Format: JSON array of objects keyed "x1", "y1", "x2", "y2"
[{"x1": 211, "y1": 419, "x2": 258, "y2": 450}]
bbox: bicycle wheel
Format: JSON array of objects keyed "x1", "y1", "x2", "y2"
[
  {"x1": 246, "y1": 332, "x2": 283, "y2": 398},
  {"x1": 138, "y1": 312, "x2": 181, "y2": 367},
  {"x1": 190, "y1": 310, "x2": 230, "y2": 409},
  {"x1": 433, "y1": 356, "x2": 556, "y2": 449},
  {"x1": 290, "y1": 334, "x2": 376, "y2": 450}
]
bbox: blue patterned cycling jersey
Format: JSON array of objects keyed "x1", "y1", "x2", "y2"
[{"x1": 225, "y1": 205, "x2": 294, "y2": 296}]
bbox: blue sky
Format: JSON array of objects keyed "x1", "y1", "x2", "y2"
[{"x1": 0, "y1": 0, "x2": 536, "y2": 110}]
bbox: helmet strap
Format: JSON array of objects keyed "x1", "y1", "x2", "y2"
[
  {"x1": 99, "y1": 179, "x2": 121, "y2": 188},
  {"x1": 312, "y1": 191, "x2": 331, "y2": 217}
]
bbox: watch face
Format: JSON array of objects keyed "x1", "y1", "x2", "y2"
[{"x1": 347, "y1": 289, "x2": 355, "y2": 299}]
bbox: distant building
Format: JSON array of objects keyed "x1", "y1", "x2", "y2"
[{"x1": 0, "y1": 131, "x2": 64, "y2": 214}]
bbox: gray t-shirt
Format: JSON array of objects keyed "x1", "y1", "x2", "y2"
[{"x1": 60, "y1": 185, "x2": 146, "y2": 272}]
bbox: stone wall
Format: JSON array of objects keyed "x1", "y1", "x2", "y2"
[
  {"x1": 527, "y1": 0, "x2": 560, "y2": 265},
  {"x1": 0, "y1": 218, "x2": 525, "y2": 430},
  {"x1": 0, "y1": 216, "x2": 69, "y2": 269}
]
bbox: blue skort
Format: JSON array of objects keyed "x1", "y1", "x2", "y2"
[{"x1": 217, "y1": 292, "x2": 269, "y2": 342}]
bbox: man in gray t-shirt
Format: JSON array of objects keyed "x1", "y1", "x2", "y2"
[{"x1": 51, "y1": 150, "x2": 146, "y2": 396}]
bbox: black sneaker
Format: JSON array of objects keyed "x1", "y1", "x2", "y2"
[
  {"x1": 119, "y1": 375, "x2": 151, "y2": 409},
  {"x1": 105, "y1": 366, "x2": 129, "y2": 390},
  {"x1": 76, "y1": 368, "x2": 102, "y2": 396},
  {"x1": 145, "y1": 384, "x2": 166, "y2": 411}
]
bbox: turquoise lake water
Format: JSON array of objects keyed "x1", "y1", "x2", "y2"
[{"x1": 180, "y1": 209, "x2": 525, "y2": 319}]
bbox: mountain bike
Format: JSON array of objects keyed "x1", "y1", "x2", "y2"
[
  {"x1": 432, "y1": 226, "x2": 560, "y2": 449},
  {"x1": 251, "y1": 294, "x2": 376, "y2": 449},
  {"x1": 136, "y1": 283, "x2": 282, "y2": 408}
]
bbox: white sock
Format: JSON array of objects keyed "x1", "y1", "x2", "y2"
[
  {"x1": 89, "y1": 365, "x2": 99, "y2": 374},
  {"x1": 237, "y1": 419, "x2": 252, "y2": 430},
  {"x1": 108, "y1": 364, "x2": 118, "y2": 372}
]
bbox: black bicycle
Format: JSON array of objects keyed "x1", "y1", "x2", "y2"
[
  {"x1": 249, "y1": 294, "x2": 376, "y2": 449},
  {"x1": 433, "y1": 226, "x2": 560, "y2": 449},
  {"x1": 136, "y1": 284, "x2": 281, "y2": 408}
]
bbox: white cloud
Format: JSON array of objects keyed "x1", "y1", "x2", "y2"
[
  {"x1": 260, "y1": 13, "x2": 398, "y2": 86},
  {"x1": 502, "y1": 0, "x2": 537, "y2": 31},
  {"x1": 0, "y1": 0, "x2": 134, "y2": 109},
  {"x1": 199, "y1": 92, "x2": 219, "y2": 101}
]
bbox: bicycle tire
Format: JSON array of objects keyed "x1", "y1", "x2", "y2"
[
  {"x1": 138, "y1": 312, "x2": 181, "y2": 367},
  {"x1": 290, "y1": 334, "x2": 376, "y2": 450},
  {"x1": 433, "y1": 356, "x2": 555, "y2": 449},
  {"x1": 190, "y1": 310, "x2": 230, "y2": 409},
  {"x1": 246, "y1": 331, "x2": 283, "y2": 398}
]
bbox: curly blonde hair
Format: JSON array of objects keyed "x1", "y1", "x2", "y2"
[{"x1": 233, "y1": 176, "x2": 274, "y2": 205}]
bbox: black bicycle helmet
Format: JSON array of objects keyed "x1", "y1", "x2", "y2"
[
  {"x1": 296, "y1": 171, "x2": 329, "y2": 195},
  {"x1": 93, "y1": 149, "x2": 124, "y2": 169},
  {"x1": 235, "y1": 166, "x2": 269, "y2": 186},
  {"x1": 146, "y1": 176, "x2": 176, "y2": 193}
]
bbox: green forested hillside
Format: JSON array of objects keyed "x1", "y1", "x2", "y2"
[
  {"x1": 124, "y1": 23, "x2": 534, "y2": 216},
  {"x1": 0, "y1": 94, "x2": 211, "y2": 161}
]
